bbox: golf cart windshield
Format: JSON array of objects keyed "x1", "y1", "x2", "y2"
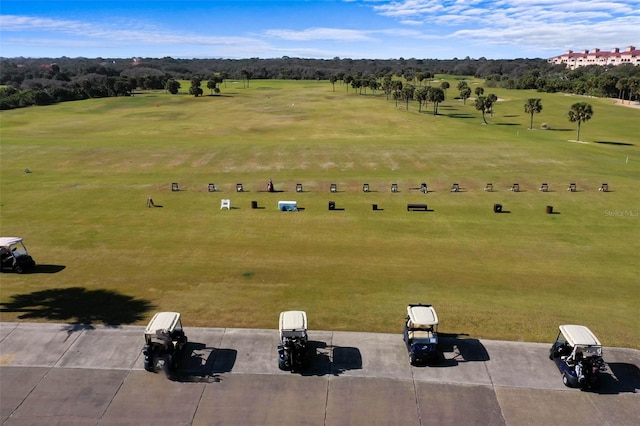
[
  {"x1": 1, "y1": 238, "x2": 29, "y2": 257},
  {"x1": 574, "y1": 345, "x2": 602, "y2": 357},
  {"x1": 11, "y1": 242, "x2": 28, "y2": 257}
]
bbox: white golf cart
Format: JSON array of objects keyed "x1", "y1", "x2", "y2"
[
  {"x1": 549, "y1": 324, "x2": 606, "y2": 390},
  {"x1": 0, "y1": 237, "x2": 36, "y2": 274},
  {"x1": 142, "y1": 312, "x2": 188, "y2": 372},
  {"x1": 403, "y1": 304, "x2": 439, "y2": 365},
  {"x1": 277, "y1": 310, "x2": 308, "y2": 371}
]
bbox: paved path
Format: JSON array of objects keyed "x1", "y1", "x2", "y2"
[{"x1": 1, "y1": 322, "x2": 638, "y2": 425}]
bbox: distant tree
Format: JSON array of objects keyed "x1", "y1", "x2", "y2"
[
  {"x1": 415, "y1": 86, "x2": 430, "y2": 113},
  {"x1": 524, "y1": 98, "x2": 543, "y2": 129},
  {"x1": 428, "y1": 87, "x2": 445, "y2": 115},
  {"x1": 627, "y1": 77, "x2": 640, "y2": 104},
  {"x1": 382, "y1": 75, "x2": 393, "y2": 100},
  {"x1": 344, "y1": 74, "x2": 353, "y2": 92},
  {"x1": 189, "y1": 77, "x2": 203, "y2": 97},
  {"x1": 474, "y1": 86, "x2": 484, "y2": 97},
  {"x1": 567, "y1": 102, "x2": 593, "y2": 141},
  {"x1": 402, "y1": 85, "x2": 415, "y2": 110},
  {"x1": 456, "y1": 80, "x2": 468, "y2": 91},
  {"x1": 165, "y1": 79, "x2": 180, "y2": 94},
  {"x1": 392, "y1": 80, "x2": 403, "y2": 107},
  {"x1": 486, "y1": 93, "x2": 498, "y2": 116},
  {"x1": 329, "y1": 75, "x2": 338, "y2": 92},
  {"x1": 440, "y1": 81, "x2": 450, "y2": 98},
  {"x1": 424, "y1": 71, "x2": 433, "y2": 85},
  {"x1": 351, "y1": 77, "x2": 363, "y2": 94},
  {"x1": 241, "y1": 69, "x2": 252, "y2": 88},
  {"x1": 404, "y1": 71, "x2": 414, "y2": 85},
  {"x1": 460, "y1": 87, "x2": 472, "y2": 105},
  {"x1": 615, "y1": 78, "x2": 628, "y2": 102},
  {"x1": 207, "y1": 79, "x2": 219, "y2": 95},
  {"x1": 367, "y1": 77, "x2": 379, "y2": 95},
  {"x1": 475, "y1": 96, "x2": 493, "y2": 124}
]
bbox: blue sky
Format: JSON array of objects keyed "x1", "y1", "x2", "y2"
[{"x1": 1, "y1": 0, "x2": 639, "y2": 60}]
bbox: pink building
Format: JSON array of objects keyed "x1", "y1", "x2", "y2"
[{"x1": 548, "y1": 46, "x2": 640, "y2": 69}]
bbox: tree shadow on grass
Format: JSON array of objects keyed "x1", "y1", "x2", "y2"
[
  {"x1": 595, "y1": 141, "x2": 634, "y2": 146},
  {"x1": 0, "y1": 287, "x2": 154, "y2": 327},
  {"x1": 446, "y1": 113, "x2": 474, "y2": 119}
]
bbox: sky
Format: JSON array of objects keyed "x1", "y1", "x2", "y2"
[{"x1": 1, "y1": 0, "x2": 639, "y2": 60}]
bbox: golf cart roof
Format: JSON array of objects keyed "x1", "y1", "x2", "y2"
[
  {"x1": 279, "y1": 310, "x2": 307, "y2": 331},
  {"x1": 145, "y1": 312, "x2": 181, "y2": 334},
  {"x1": 407, "y1": 304, "x2": 438, "y2": 328},
  {"x1": 559, "y1": 325, "x2": 601, "y2": 347},
  {"x1": 0, "y1": 237, "x2": 24, "y2": 247}
]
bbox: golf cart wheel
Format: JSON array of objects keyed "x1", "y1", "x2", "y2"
[
  {"x1": 562, "y1": 373, "x2": 570, "y2": 387},
  {"x1": 409, "y1": 353, "x2": 416, "y2": 366},
  {"x1": 14, "y1": 265, "x2": 23, "y2": 274},
  {"x1": 144, "y1": 356, "x2": 154, "y2": 372},
  {"x1": 169, "y1": 356, "x2": 178, "y2": 371},
  {"x1": 278, "y1": 358, "x2": 287, "y2": 370}
]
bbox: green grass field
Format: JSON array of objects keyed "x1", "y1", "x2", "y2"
[{"x1": 1, "y1": 78, "x2": 638, "y2": 348}]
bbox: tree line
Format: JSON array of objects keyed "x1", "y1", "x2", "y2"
[{"x1": 0, "y1": 56, "x2": 638, "y2": 110}]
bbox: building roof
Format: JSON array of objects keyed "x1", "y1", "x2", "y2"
[{"x1": 549, "y1": 46, "x2": 639, "y2": 64}]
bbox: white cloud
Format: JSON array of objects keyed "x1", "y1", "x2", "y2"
[
  {"x1": 263, "y1": 27, "x2": 375, "y2": 41},
  {"x1": 0, "y1": 14, "x2": 272, "y2": 51},
  {"x1": 366, "y1": 0, "x2": 640, "y2": 54}
]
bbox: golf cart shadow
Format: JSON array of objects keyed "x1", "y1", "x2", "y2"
[
  {"x1": 169, "y1": 342, "x2": 237, "y2": 383},
  {"x1": 33, "y1": 264, "x2": 66, "y2": 274},
  {"x1": 331, "y1": 345, "x2": 363, "y2": 375},
  {"x1": 594, "y1": 362, "x2": 640, "y2": 394},
  {"x1": 298, "y1": 341, "x2": 362, "y2": 376},
  {"x1": 435, "y1": 333, "x2": 490, "y2": 367}
]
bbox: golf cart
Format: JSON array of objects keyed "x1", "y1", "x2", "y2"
[
  {"x1": 0, "y1": 237, "x2": 36, "y2": 274},
  {"x1": 549, "y1": 324, "x2": 606, "y2": 390},
  {"x1": 142, "y1": 312, "x2": 188, "y2": 372},
  {"x1": 403, "y1": 304, "x2": 439, "y2": 365},
  {"x1": 277, "y1": 310, "x2": 308, "y2": 371}
]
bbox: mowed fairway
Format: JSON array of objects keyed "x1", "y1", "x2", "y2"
[{"x1": 1, "y1": 79, "x2": 638, "y2": 348}]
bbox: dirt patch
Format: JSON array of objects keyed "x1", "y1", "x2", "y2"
[{"x1": 612, "y1": 99, "x2": 640, "y2": 109}]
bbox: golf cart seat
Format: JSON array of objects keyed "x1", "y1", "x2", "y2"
[{"x1": 408, "y1": 330, "x2": 433, "y2": 340}]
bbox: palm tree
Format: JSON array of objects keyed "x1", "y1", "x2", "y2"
[
  {"x1": 402, "y1": 85, "x2": 415, "y2": 110},
  {"x1": 240, "y1": 69, "x2": 252, "y2": 88},
  {"x1": 329, "y1": 75, "x2": 338, "y2": 92},
  {"x1": 460, "y1": 87, "x2": 471, "y2": 105},
  {"x1": 567, "y1": 102, "x2": 593, "y2": 141},
  {"x1": 440, "y1": 81, "x2": 450, "y2": 98},
  {"x1": 428, "y1": 87, "x2": 445, "y2": 115},
  {"x1": 474, "y1": 87, "x2": 484, "y2": 97},
  {"x1": 415, "y1": 87, "x2": 429, "y2": 113},
  {"x1": 392, "y1": 80, "x2": 403, "y2": 107},
  {"x1": 486, "y1": 93, "x2": 498, "y2": 117},
  {"x1": 524, "y1": 98, "x2": 543, "y2": 129},
  {"x1": 475, "y1": 96, "x2": 493, "y2": 124}
]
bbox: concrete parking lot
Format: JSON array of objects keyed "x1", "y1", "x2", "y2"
[{"x1": 1, "y1": 322, "x2": 639, "y2": 425}]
